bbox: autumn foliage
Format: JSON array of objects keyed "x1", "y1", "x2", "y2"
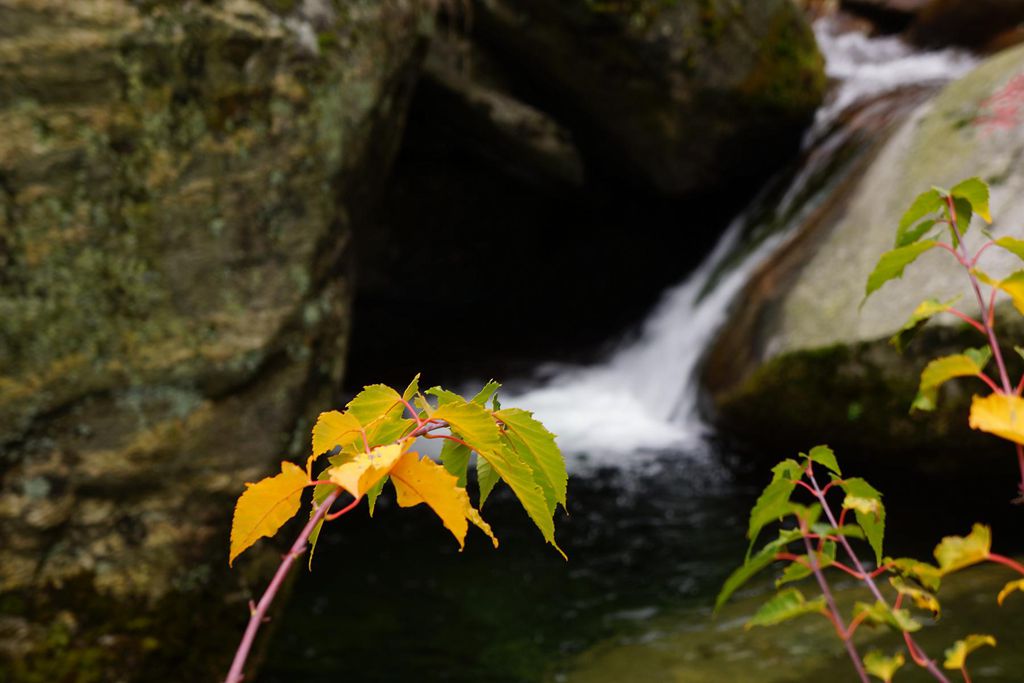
[{"x1": 224, "y1": 377, "x2": 567, "y2": 682}]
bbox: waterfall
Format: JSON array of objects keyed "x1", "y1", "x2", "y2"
[{"x1": 504, "y1": 17, "x2": 977, "y2": 464}]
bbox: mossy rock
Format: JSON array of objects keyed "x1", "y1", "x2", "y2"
[
  {"x1": 706, "y1": 43, "x2": 1024, "y2": 477},
  {"x1": 0, "y1": 1, "x2": 429, "y2": 679},
  {"x1": 470, "y1": 0, "x2": 826, "y2": 198}
]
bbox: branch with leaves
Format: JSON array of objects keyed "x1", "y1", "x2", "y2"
[
  {"x1": 717, "y1": 446, "x2": 1024, "y2": 683},
  {"x1": 864, "y1": 176, "x2": 1024, "y2": 499},
  {"x1": 223, "y1": 376, "x2": 568, "y2": 683}
]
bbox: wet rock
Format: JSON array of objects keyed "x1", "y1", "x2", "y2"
[
  {"x1": 909, "y1": 0, "x2": 1024, "y2": 50},
  {"x1": 469, "y1": 0, "x2": 826, "y2": 199},
  {"x1": 706, "y1": 44, "x2": 1024, "y2": 477},
  {"x1": 0, "y1": 0, "x2": 428, "y2": 679}
]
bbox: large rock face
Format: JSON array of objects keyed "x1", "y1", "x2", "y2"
[
  {"x1": 0, "y1": 0, "x2": 427, "y2": 679},
  {"x1": 471, "y1": 0, "x2": 826, "y2": 198},
  {"x1": 344, "y1": 0, "x2": 827, "y2": 387},
  {"x1": 706, "y1": 44, "x2": 1024, "y2": 478}
]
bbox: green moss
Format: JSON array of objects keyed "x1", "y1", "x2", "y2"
[{"x1": 740, "y1": 6, "x2": 825, "y2": 112}]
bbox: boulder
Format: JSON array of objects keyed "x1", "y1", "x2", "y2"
[
  {"x1": 909, "y1": 0, "x2": 1024, "y2": 50},
  {"x1": 470, "y1": 0, "x2": 826, "y2": 199},
  {"x1": 0, "y1": 0, "x2": 427, "y2": 679},
  {"x1": 705, "y1": 44, "x2": 1024, "y2": 481}
]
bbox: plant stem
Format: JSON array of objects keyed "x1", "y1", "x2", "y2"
[
  {"x1": 807, "y1": 472, "x2": 952, "y2": 683},
  {"x1": 225, "y1": 487, "x2": 345, "y2": 683},
  {"x1": 801, "y1": 534, "x2": 870, "y2": 683},
  {"x1": 988, "y1": 552, "x2": 1024, "y2": 575},
  {"x1": 945, "y1": 198, "x2": 1012, "y2": 393}
]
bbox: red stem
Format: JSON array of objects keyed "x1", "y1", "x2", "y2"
[
  {"x1": 225, "y1": 487, "x2": 344, "y2": 683},
  {"x1": 976, "y1": 372, "x2": 1003, "y2": 394},
  {"x1": 800, "y1": 533, "x2": 870, "y2": 682},
  {"x1": 807, "y1": 470, "x2": 951, "y2": 683},
  {"x1": 945, "y1": 198, "x2": 1012, "y2": 393},
  {"x1": 988, "y1": 552, "x2": 1024, "y2": 575},
  {"x1": 945, "y1": 199, "x2": 1024, "y2": 494},
  {"x1": 971, "y1": 240, "x2": 995, "y2": 267},
  {"x1": 945, "y1": 307, "x2": 987, "y2": 334},
  {"x1": 399, "y1": 397, "x2": 425, "y2": 428},
  {"x1": 325, "y1": 494, "x2": 362, "y2": 522}
]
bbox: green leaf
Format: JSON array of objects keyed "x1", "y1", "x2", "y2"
[
  {"x1": 426, "y1": 386, "x2": 466, "y2": 407},
  {"x1": 776, "y1": 559, "x2": 812, "y2": 587},
  {"x1": 864, "y1": 650, "x2": 906, "y2": 683},
  {"x1": 716, "y1": 528, "x2": 803, "y2": 612},
  {"x1": 435, "y1": 399, "x2": 564, "y2": 557},
  {"x1": 477, "y1": 456, "x2": 500, "y2": 505},
  {"x1": 776, "y1": 542, "x2": 835, "y2": 588},
  {"x1": 366, "y1": 476, "x2": 388, "y2": 516},
  {"x1": 440, "y1": 439, "x2": 472, "y2": 487},
  {"x1": 402, "y1": 374, "x2": 420, "y2": 402},
  {"x1": 995, "y1": 236, "x2": 1024, "y2": 261},
  {"x1": 896, "y1": 219, "x2": 937, "y2": 248},
  {"x1": 745, "y1": 588, "x2": 827, "y2": 629},
  {"x1": 346, "y1": 384, "x2": 413, "y2": 447},
  {"x1": 747, "y1": 477, "x2": 797, "y2": 553},
  {"x1": 997, "y1": 578, "x2": 1024, "y2": 606},
  {"x1": 864, "y1": 241, "x2": 937, "y2": 302},
  {"x1": 885, "y1": 557, "x2": 942, "y2": 592},
  {"x1": 802, "y1": 445, "x2": 840, "y2": 476},
  {"x1": 950, "y1": 177, "x2": 992, "y2": 223},
  {"x1": 840, "y1": 478, "x2": 885, "y2": 564},
  {"x1": 950, "y1": 195, "x2": 974, "y2": 242},
  {"x1": 306, "y1": 468, "x2": 336, "y2": 570},
  {"x1": 897, "y1": 189, "x2": 944, "y2": 245},
  {"x1": 911, "y1": 349, "x2": 991, "y2": 412},
  {"x1": 890, "y1": 297, "x2": 961, "y2": 353},
  {"x1": 854, "y1": 600, "x2": 922, "y2": 633},
  {"x1": 944, "y1": 634, "x2": 996, "y2": 670},
  {"x1": 496, "y1": 407, "x2": 567, "y2": 511},
  {"x1": 890, "y1": 576, "x2": 940, "y2": 617},
  {"x1": 472, "y1": 380, "x2": 501, "y2": 406},
  {"x1": 934, "y1": 523, "x2": 990, "y2": 575},
  {"x1": 771, "y1": 458, "x2": 803, "y2": 482}
]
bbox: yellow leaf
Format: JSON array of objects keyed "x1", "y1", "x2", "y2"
[
  {"x1": 934, "y1": 523, "x2": 991, "y2": 575},
  {"x1": 390, "y1": 451, "x2": 499, "y2": 549},
  {"x1": 309, "y1": 410, "x2": 364, "y2": 474},
  {"x1": 844, "y1": 495, "x2": 882, "y2": 517},
  {"x1": 997, "y1": 578, "x2": 1024, "y2": 606},
  {"x1": 974, "y1": 269, "x2": 1024, "y2": 316},
  {"x1": 889, "y1": 576, "x2": 940, "y2": 616},
  {"x1": 327, "y1": 442, "x2": 407, "y2": 499},
  {"x1": 229, "y1": 461, "x2": 309, "y2": 566},
  {"x1": 943, "y1": 634, "x2": 996, "y2": 670},
  {"x1": 968, "y1": 394, "x2": 1024, "y2": 445},
  {"x1": 863, "y1": 650, "x2": 905, "y2": 683}
]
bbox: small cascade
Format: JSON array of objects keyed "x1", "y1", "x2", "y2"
[{"x1": 504, "y1": 17, "x2": 978, "y2": 463}]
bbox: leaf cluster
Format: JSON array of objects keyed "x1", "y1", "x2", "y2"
[
  {"x1": 229, "y1": 376, "x2": 569, "y2": 567},
  {"x1": 864, "y1": 178, "x2": 1024, "y2": 451},
  {"x1": 717, "y1": 449, "x2": 1023, "y2": 681}
]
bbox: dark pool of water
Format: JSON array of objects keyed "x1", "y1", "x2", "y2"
[{"x1": 256, "y1": 445, "x2": 1024, "y2": 683}]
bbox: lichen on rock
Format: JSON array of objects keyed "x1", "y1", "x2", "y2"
[{"x1": 0, "y1": 0, "x2": 430, "y2": 678}]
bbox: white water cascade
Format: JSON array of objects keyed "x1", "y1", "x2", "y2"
[{"x1": 505, "y1": 17, "x2": 977, "y2": 464}]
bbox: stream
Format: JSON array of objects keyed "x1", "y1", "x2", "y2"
[{"x1": 258, "y1": 19, "x2": 1024, "y2": 683}]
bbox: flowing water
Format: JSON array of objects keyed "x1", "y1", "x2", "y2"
[{"x1": 258, "y1": 20, "x2": 1024, "y2": 683}]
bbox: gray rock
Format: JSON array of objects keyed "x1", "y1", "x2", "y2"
[
  {"x1": 0, "y1": 0, "x2": 428, "y2": 679},
  {"x1": 706, "y1": 43, "x2": 1024, "y2": 473}
]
